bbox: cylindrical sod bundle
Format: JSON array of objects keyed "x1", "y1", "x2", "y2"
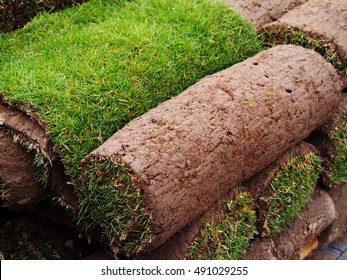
[
  {"x1": 261, "y1": 0, "x2": 347, "y2": 72},
  {"x1": 225, "y1": 0, "x2": 308, "y2": 28},
  {"x1": 244, "y1": 189, "x2": 336, "y2": 260},
  {"x1": 79, "y1": 45, "x2": 342, "y2": 255}
]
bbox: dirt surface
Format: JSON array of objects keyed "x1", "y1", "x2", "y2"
[
  {"x1": 244, "y1": 189, "x2": 336, "y2": 260},
  {"x1": 82, "y1": 45, "x2": 342, "y2": 252},
  {"x1": 224, "y1": 0, "x2": 308, "y2": 28},
  {"x1": 0, "y1": 129, "x2": 47, "y2": 210},
  {"x1": 319, "y1": 183, "x2": 347, "y2": 246},
  {"x1": 0, "y1": 0, "x2": 87, "y2": 33},
  {"x1": 0, "y1": 102, "x2": 78, "y2": 211},
  {"x1": 263, "y1": 0, "x2": 347, "y2": 65}
]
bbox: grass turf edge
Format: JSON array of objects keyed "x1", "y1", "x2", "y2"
[
  {"x1": 260, "y1": 26, "x2": 347, "y2": 74},
  {"x1": 327, "y1": 115, "x2": 347, "y2": 184},
  {"x1": 185, "y1": 188, "x2": 257, "y2": 260},
  {"x1": 78, "y1": 156, "x2": 152, "y2": 256},
  {"x1": 259, "y1": 152, "x2": 323, "y2": 236}
]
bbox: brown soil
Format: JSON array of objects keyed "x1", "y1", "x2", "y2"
[
  {"x1": 0, "y1": 129, "x2": 47, "y2": 210},
  {"x1": 0, "y1": 102, "x2": 78, "y2": 211},
  {"x1": 263, "y1": 0, "x2": 347, "y2": 65},
  {"x1": 224, "y1": 0, "x2": 308, "y2": 28},
  {"x1": 244, "y1": 189, "x2": 336, "y2": 260},
  {"x1": 0, "y1": 0, "x2": 87, "y2": 33},
  {"x1": 319, "y1": 183, "x2": 347, "y2": 246},
  {"x1": 82, "y1": 45, "x2": 342, "y2": 252}
]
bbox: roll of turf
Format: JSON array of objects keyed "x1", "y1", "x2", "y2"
[
  {"x1": 261, "y1": 0, "x2": 347, "y2": 73},
  {"x1": 0, "y1": 0, "x2": 262, "y2": 211},
  {"x1": 80, "y1": 45, "x2": 342, "y2": 255}
]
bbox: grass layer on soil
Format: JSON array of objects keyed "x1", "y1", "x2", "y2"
[
  {"x1": 185, "y1": 153, "x2": 322, "y2": 260},
  {"x1": 0, "y1": 0, "x2": 263, "y2": 254},
  {"x1": 261, "y1": 27, "x2": 347, "y2": 74},
  {"x1": 259, "y1": 152, "x2": 322, "y2": 236},
  {"x1": 186, "y1": 189, "x2": 257, "y2": 260}
]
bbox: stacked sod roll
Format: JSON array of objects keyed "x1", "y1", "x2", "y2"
[
  {"x1": 0, "y1": 0, "x2": 263, "y2": 209},
  {"x1": 244, "y1": 189, "x2": 336, "y2": 260},
  {"x1": 260, "y1": 0, "x2": 347, "y2": 73},
  {"x1": 0, "y1": 0, "x2": 263, "y2": 256},
  {"x1": 79, "y1": 45, "x2": 341, "y2": 255}
]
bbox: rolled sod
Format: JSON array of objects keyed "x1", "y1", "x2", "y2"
[
  {"x1": 80, "y1": 45, "x2": 342, "y2": 255},
  {"x1": 244, "y1": 142, "x2": 322, "y2": 236},
  {"x1": 142, "y1": 188, "x2": 257, "y2": 260},
  {"x1": 224, "y1": 0, "x2": 308, "y2": 28},
  {"x1": 261, "y1": 0, "x2": 347, "y2": 73},
  {"x1": 244, "y1": 189, "x2": 336, "y2": 260},
  {"x1": 0, "y1": 102, "x2": 76, "y2": 211},
  {"x1": 0, "y1": 0, "x2": 262, "y2": 210},
  {"x1": 140, "y1": 142, "x2": 321, "y2": 260}
]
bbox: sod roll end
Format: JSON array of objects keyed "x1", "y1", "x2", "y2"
[
  {"x1": 261, "y1": 0, "x2": 347, "y2": 73},
  {"x1": 79, "y1": 45, "x2": 342, "y2": 255}
]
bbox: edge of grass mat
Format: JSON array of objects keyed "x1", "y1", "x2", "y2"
[{"x1": 260, "y1": 26, "x2": 347, "y2": 74}]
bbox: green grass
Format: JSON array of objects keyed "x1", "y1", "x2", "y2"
[
  {"x1": 79, "y1": 157, "x2": 152, "y2": 255},
  {"x1": 328, "y1": 116, "x2": 347, "y2": 184},
  {"x1": 259, "y1": 153, "x2": 322, "y2": 235},
  {"x1": 261, "y1": 27, "x2": 346, "y2": 74},
  {"x1": 0, "y1": 0, "x2": 262, "y2": 181},
  {"x1": 0, "y1": 0, "x2": 263, "y2": 254},
  {"x1": 186, "y1": 188, "x2": 257, "y2": 260},
  {"x1": 0, "y1": 222, "x2": 61, "y2": 260}
]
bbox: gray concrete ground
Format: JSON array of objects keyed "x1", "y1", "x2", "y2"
[{"x1": 307, "y1": 233, "x2": 347, "y2": 260}]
